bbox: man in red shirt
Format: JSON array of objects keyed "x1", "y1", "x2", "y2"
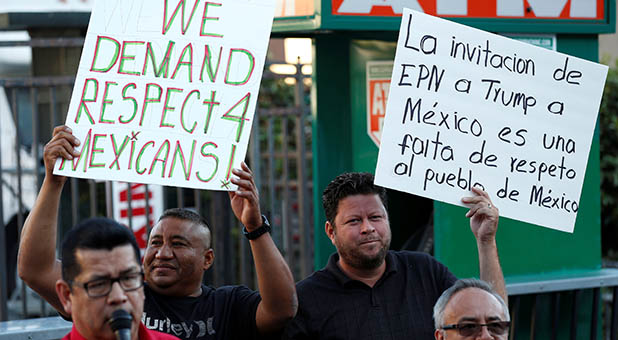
[{"x1": 56, "y1": 217, "x2": 179, "y2": 340}]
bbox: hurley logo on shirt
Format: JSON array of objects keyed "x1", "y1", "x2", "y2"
[{"x1": 142, "y1": 315, "x2": 216, "y2": 338}]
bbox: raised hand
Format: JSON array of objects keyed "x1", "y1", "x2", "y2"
[
  {"x1": 461, "y1": 186, "x2": 499, "y2": 244},
  {"x1": 43, "y1": 125, "x2": 80, "y2": 185},
  {"x1": 228, "y1": 161, "x2": 262, "y2": 230}
]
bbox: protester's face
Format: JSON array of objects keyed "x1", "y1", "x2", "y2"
[
  {"x1": 143, "y1": 217, "x2": 213, "y2": 296},
  {"x1": 327, "y1": 194, "x2": 391, "y2": 270},
  {"x1": 58, "y1": 245, "x2": 144, "y2": 340},
  {"x1": 435, "y1": 288, "x2": 509, "y2": 340}
]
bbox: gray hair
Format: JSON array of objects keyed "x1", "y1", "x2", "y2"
[{"x1": 433, "y1": 278, "x2": 510, "y2": 329}]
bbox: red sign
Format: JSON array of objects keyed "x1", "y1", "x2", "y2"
[
  {"x1": 366, "y1": 61, "x2": 393, "y2": 147},
  {"x1": 368, "y1": 79, "x2": 389, "y2": 146},
  {"x1": 332, "y1": 0, "x2": 604, "y2": 20},
  {"x1": 113, "y1": 182, "x2": 163, "y2": 251}
]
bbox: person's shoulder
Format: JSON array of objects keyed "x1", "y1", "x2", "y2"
[
  {"x1": 390, "y1": 250, "x2": 439, "y2": 264},
  {"x1": 389, "y1": 250, "x2": 451, "y2": 272},
  {"x1": 390, "y1": 250, "x2": 457, "y2": 287},
  {"x1": 297, "y1": 267, "x2": 333, "y2": 287},
  {"x1": 214, "y1": 284, "x2": 255, "y2": 294},
  {"x1": 294, "y1": 267, "x2": 340, "y2": 300},
  {"x1": 211, "y1": 284, "x2": 261, "y2": 305}
]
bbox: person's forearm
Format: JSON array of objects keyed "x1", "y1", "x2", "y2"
[
  {"x1": 17, "y1": 177, "x2": 66, "y2": 315},
  {"x1": 477, "y1": 240, "x2": 508, "y2": 305},
  {"x1": 252, "y1": 233, "x2": 298, "y2": 333}
]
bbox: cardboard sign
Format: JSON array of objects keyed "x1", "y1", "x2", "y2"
[
  {"x1": 55, "y1": 0, "x2": 275, "y2": 191},
  {"x1": 375, "y1": 9, "x2": 608, "y2": 232}
]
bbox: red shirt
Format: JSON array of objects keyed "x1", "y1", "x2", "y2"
[{"x1": 63, "y1": 322, "x2": 180, "y2": 340}]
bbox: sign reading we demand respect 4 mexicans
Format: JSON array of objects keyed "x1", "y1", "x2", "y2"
[
  {"x1": 375, "y1": 9, "x2": 608, "y2": 233},
  {"x1": 54, "y1": 0, "x2": 275, "y2": 190}
]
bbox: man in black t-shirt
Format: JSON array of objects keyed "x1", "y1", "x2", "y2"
[
  {"x1": 18, "y1": 126, "x2": 297, "y2": 340},
  {"x1": 283, "y1": 172, "x2": 506, "y2": 340}
]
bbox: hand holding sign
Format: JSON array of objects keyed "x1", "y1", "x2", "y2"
[
  {"x1": 229, "y1": 162, "x2": 262, "y2": 231},
  {"x1": 375, "y1": 9, "x2": 608, "y2": 232},
  {"x1": 44, "y1": 126, "x2": 81, "y2": 186},
  {"x1": 462, "y1": 187, "x2": 499, "y2": 244}
]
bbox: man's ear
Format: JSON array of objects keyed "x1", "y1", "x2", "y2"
[
  {"x1": 434, "y1": 329, "x2": 444, "y2": 340},
  {"x1": 203, "y1": 249, "x2": 215, "y2": 271},
  {"x1": 325, "y1": 221, "x2": 336, "y2": 246},
  {"x1": 55, "y1": 280, "x2": 73, "y2": 317}
]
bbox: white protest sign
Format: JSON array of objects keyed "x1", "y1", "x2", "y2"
[
  {"x1": 55, "y1": 0, "x2": 275, "y2": 191},
  {"x1": 375, "y1": 9, "x2": 608, "y2": 233}
]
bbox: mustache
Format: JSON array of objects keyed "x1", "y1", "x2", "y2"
[
  {"x1": 358, "y1": 237, "x2": 381, "y2": 245},
  {"x1": 150, "y1": 262, "x2": 176, "y2": 269}
]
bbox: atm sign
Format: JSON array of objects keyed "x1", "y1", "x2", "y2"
[{"x1": 332, "y1": 0, "x2": 604, "y2": 20}]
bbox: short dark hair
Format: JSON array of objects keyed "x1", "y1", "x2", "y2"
[
  {"x1": 158, "y1": 208, "x2": 211, "y2": 248},
  {"x1": 322, "y1": 172, "x2": 387, "y2": 224},
  {"x1": 61, "y1": 217, "x2": 140, "y2": 282}
]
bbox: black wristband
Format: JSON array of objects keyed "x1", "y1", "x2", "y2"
[{"x1": 242, "y1": 215, "x2": 271, "y2": 240}]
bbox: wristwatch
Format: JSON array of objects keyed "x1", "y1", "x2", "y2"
[{"x1": 242, "y1": 215, "x2": 271, "y2": 240}]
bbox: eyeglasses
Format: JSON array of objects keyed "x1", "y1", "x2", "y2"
[
  {"x1": 69, "y1": 272, "x2": 144, "y2": 298},
  {"x1": 441, "y1": 321, "x2": 511, "y2": 337}
]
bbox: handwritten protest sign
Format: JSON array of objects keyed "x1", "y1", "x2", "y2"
[
  {"x1": 375, "y1": 9, "x2": 608, "y2": 233},
  {"x1": 55, "y1": 0, "x2": 275, "y2": 191}
]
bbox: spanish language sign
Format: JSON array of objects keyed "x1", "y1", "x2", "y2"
[
  {"x1": 55, "y1": 0, "x2": 275, "y2": 190},
  {"x1": 374, "y1": 9, "x2": 608, "y2": 232}
]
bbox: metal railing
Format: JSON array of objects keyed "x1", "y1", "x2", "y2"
[
  {"x1": 506, "y1": 269, "x2": 618, "y2": 340},
  {"x1": 0, "y1": 316, "x2": 71, "y2": 340}
]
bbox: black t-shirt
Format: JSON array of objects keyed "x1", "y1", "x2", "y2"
[
  {"x1": 283, "y1": 250, "x2": 458, "y2": 340},
  {"x1": 142, "y1": 283, "x2": 261, "y2": 340}
]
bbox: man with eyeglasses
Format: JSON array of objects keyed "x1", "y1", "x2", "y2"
[
  {"x1": 56, "y1": 217, "x2": 179, "y2": 340},
  {"x1": 19, "y1": 126, "x2": 297, "y2": 339},
  {"x1": 433, "y1": 279, "x2": 510, "y2": 340}
]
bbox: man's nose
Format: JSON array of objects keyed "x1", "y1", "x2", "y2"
[
  {"x1": 477, "y1": 325, "x2": 494, "y2": 340},
  {"x1": 107, "y1": 281, "x2": 128, "y2": 305},
  {"x1": 360, "y1": 219, "x2": 376, "y2": 234},
  {"x1": 155, "y1": 244, "x2": 173, "y2": 258}
]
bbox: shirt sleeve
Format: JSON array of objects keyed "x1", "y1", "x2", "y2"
[
  {"x1": 281, "y1": 306, "x2": 312, "y2": 340},
  {"x1": 280, "y1": 288, "x2": 312, "y2": 340},
  {"x1": 226, "y1": 285, "x2": 262, "y2": 339},
  {"x1": 411, "y1": 252, "x2": 458, "y2": 295},
  {"x1": 438, "y1": 259, "x2": 458, "y2": 291}
]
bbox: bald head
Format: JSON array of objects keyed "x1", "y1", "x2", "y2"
[{"x1": 158, "y1": 208, "x2": 212, "y2": 248}]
